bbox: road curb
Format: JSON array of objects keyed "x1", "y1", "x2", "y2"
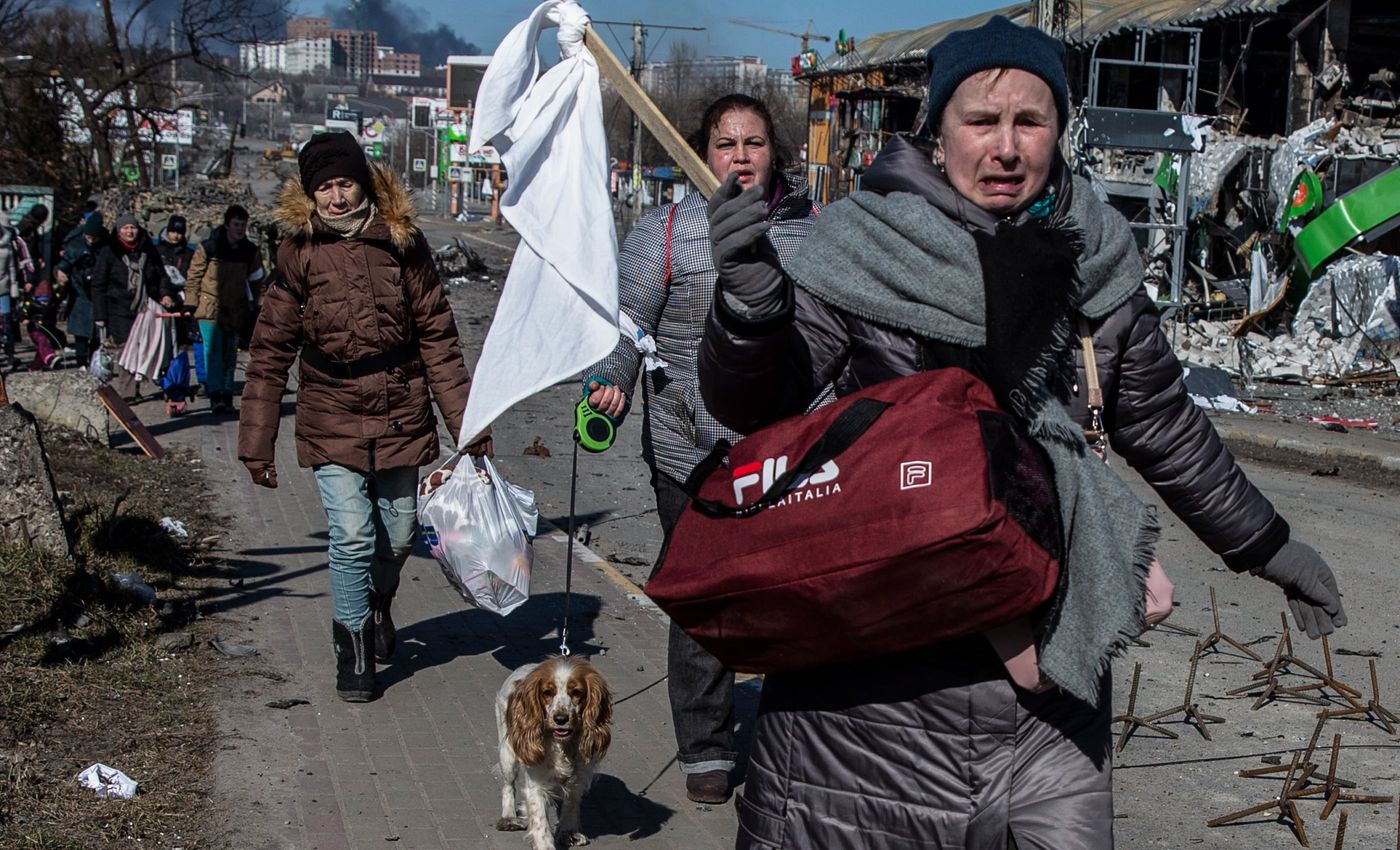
[{"x1": 1219, "y1": 429, "x2": 1400, "y2": 488}]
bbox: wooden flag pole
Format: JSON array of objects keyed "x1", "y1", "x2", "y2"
[{"x1": 583, "y1": 26, "x2": 720, "y2": 198}]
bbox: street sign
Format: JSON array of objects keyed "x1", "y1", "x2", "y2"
[
  {"x1": 412, "y1": 158, "x2": 427, "y2": 172},
  {"x1": 450, "y1": 143, "x2": 468, "y2": 164},
  {"x1": 326, "y1": 106, "x2": 362, "y2": 135},
  {"x1": 161, "y1": 154, "x2": 177, "y2": 170},
  {"x1": 448, "y1": 166, "x2": 465, "y2": 182},
  {"x1": 468, "y1": 145, "x2": 501, "y2": 165},
  {"x1": 326, "y1": 105, "x2": 362, "y2": 124},
  {"x1": 138, "y1": 110, "x2": 195, "y2": 146}
]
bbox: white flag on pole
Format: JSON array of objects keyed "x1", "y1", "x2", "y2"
[{"x1": 460, "y1": 0, "x2": 618, "y2": 448}]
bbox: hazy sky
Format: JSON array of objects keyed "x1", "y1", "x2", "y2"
[{"x1": 307, "y1": 0, "x2": 1016, "y2": 68}]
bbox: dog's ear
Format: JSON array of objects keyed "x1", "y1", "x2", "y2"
[
  {"x1": 578, "y1": 664, "x2": 613, "y2": 764},
  {"x1": 506, "y1": 666, "x2": 549, "y2": 766}
]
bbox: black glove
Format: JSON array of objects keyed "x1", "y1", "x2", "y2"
[
  {"x1": 1251, "y1": 539, "x2": 1346, "y2": 638},
  {"x1": 707, "y1": 173, "x2": 788, "y2": 320}
]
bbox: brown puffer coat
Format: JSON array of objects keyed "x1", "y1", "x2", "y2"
[
  {"x1": 186, "y1": 226, "x2": 264, "y2": 331},
  {"x1": 238, "y1": 164, "x2": 471, "y2": 472}
]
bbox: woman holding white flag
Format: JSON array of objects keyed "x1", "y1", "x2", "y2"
[{"x1": 583, "y1": 93, "x2": 820, "y2": 805}]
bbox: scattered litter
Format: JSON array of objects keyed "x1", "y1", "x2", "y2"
[
  {"x1": 107, "y1": 571, "x2": 157, "y2": 606},
  {"x1": 209, "y1": 639, "x2": 259, "y2": 657},
  {"x1": 1307, "y1": 416, "x2": 1380, "y2": 430},
  {"x1": 76, "y1": 763, "x2": 139, "y2": 799},
  {"x1": 156, "y1": 632, "x2": 195, "y2": 652},
  {"x1": 1183, "y1": 366, "x2": 1237, "y2": 399},
  {"x1": 1188, "y1": 394, "x2": 1257, "y2": 414},
  {"x1": 574, "y1": 523, "x2": 591, "y2": 546},
  {"x1": 432, "y1": 238, "x2": 488, "y2": 278},
  {"x1": 1183, "y1": 366, "x2": 1256, "y2": 413},
  {"x1": 1311, "y1": 467, "x2": 1342, "y2": 477},
  {"x1": 609, "y1": 554, "x2": 650, "y2": 567},
  {"x1": 265, "y1": 697, "x2": 311, "y2": 709},
  {"x1": 159, "y1": 517, "x2": 189, "y2": 537},
  {"x1": 522, "y1": 437, "x2": 551, "y2": 457},
  {"x1": 1315, "y1": 421, "x2": 1349, "y2": 433}
]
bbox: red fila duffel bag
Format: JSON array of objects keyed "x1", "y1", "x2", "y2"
[{"x1": 644, "y1": 367, "x2": 1063, "y2": 674}]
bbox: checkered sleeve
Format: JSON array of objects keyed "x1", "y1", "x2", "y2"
[{"x1": 587, "y1": 205, "x2": 675, "y2": 427}]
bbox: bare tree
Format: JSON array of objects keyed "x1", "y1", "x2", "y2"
[{"x1": 0, "y1": 0, "x2": 286, "y2": 192}]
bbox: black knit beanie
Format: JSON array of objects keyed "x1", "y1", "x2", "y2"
[
  {"x1": 920, "y1": 15, "x2": 1070, "y2": 137},
  {"x1": 298, "y1": 131, "x2": 373, "y2": 197},
  {"x1": 166, "y1": 215, "x2": 187, "y2": 235},
  {"x1": 81, "y1": 213, "x2": 106, "y2": 238}
]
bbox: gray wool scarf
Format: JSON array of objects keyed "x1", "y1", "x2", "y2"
[
  {"x1": 123, "y1": 250, "x2": 148, "y2": 311},
  {"x1": 787, "y1": 178, "x2": 1159, "y2": 705}
]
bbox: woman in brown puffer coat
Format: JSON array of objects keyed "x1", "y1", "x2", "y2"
[{"x1": 238, "y1": 131, "x2": 491, "y2": 702}]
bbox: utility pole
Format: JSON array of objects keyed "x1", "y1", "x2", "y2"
[
  {"x1": 591, "y1": 17, "x2": 707, "y2": 221},
  {"x1": 170, "y1": 20, "x2": 180, "y2": 190},
  {"x1": 1033, "y1": 0, "x2": 1074, "y2": 35},
  {"x1": 629, "y1": 20, "x2": 645, "y2": 226}
]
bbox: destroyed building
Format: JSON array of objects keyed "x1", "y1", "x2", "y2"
[{"x1": 801, "y1": 0, "x2": 1400, "y2": 386}]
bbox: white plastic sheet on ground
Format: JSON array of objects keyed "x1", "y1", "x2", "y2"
[
  {"x1": 459, "y1": 0, "x2": 619, "y2": 449},
  {"x1": 418, "y1": 456, "x2": 539, "y2": 616},
  {"x1": 76, "y1": 763, "x2": 138, "y2": 799}
]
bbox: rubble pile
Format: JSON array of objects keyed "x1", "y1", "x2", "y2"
[
  {"x1": 1170, "y1": 255, "x2": 1400, "y2": 383},
  {"x1": 433, "y1": 238, "x2": 489, "y2": 285},
  {"x1": 100, "y1": 179, "x2": 266, "y2": 241}
]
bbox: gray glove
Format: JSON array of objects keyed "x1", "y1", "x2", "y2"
[
  {"x1": 707, "y1": 172, "x2": 787, "y2": 319},
  {"x1": 1251, "y1": 539, "x2": 1346, "y2": 639}
]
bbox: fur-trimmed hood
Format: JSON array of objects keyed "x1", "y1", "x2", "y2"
[{"x1": 274, "y1": 161, "x2": 418, "y2": 252}]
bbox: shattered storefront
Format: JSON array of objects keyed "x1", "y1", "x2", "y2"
[{"x1": 803, "y1": 0, "x2": 1400, "y2": 389}]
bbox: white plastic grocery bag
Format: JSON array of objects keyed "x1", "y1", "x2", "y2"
[{"x1": 418, "y1": 455, "x2": 538, "y2": 616}]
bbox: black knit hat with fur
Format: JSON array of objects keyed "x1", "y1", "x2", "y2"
[{"x1": 298, "y1": 131, "x2": 373, "y2": 197}]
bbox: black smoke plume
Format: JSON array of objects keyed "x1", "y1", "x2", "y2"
[{"x1": 324, "y1": 0, "x2": 480, "y2": 67}]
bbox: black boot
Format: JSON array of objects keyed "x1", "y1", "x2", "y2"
[
  {"x1": 370, "y1": 591, "x2": 396, "y2": 663},
  {"x1": 331, "y1": 619, "x2": 376, "y2": 702}
]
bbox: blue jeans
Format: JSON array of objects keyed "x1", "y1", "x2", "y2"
[
  {"x1": 652, "y1": 472, "x2": 738, "y2": 775},
  {"x1": 313, "y1": 464, "x2": 420, "y2": 628},
  {"x1": 198, "y1": 320, "x2": 238, "y2": 395}
]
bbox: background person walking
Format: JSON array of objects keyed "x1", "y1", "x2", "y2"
[
  {"x1": 239, "y1": 132, "x2": 490, "y2": 703},
  {"x1": 54, "y1": 214, "x2": 106, "y2": 368},
  {"x1": 186, "y1": 205, "x2": 263, "y2": 413},
  {"x1": 91, "y1": 213, "x2": 175, "y2": 399}
]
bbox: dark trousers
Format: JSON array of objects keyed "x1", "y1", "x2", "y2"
[{"x1": 652, "y1": 471, "x2": 738, "y2": 775}]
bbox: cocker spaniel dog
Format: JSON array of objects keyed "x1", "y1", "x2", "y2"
[{"x1": 495, "y1": 656, "x2": 613, "y2": 849}]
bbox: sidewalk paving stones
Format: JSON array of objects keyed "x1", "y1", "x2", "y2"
[{"x1": 133, "y1": 393, "x2": 738, "y2": 849}]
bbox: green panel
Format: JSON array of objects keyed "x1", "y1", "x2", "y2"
[
  {"x1": 1277, "y1": 169, "x2": 1323, "y2": 233},
  {"x1": 1294, "y1": 166, "x2": 1400, "y2": 279}
]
